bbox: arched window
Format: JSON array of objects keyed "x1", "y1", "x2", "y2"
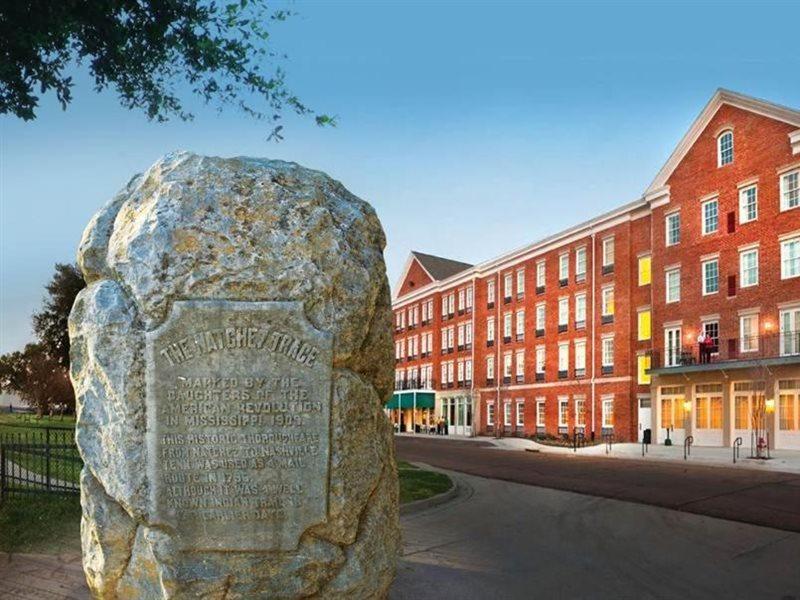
[{"x1": 717, "y1": 130, "x2": 734, "y2": 167}]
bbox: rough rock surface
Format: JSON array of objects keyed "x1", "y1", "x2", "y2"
[{"x1": 69, "y1": 152, "x2": 400, "y2": 598}]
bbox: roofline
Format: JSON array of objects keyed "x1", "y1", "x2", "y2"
[
  {"x1": 646, "y1": 88, "x2": 800, "y2": 194},
  {"x1": 393, "y1": 194, "x2": 649, "y2": 307}
]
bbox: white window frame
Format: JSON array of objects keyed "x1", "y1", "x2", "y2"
[
  {"x1": 558, "y1": 297, "x2": 569, "y2": 326},
  {"x1": 740, "y1": 313, "x2": 759, "y2": 353},
  {"x1": 781, "y1": 236, "x2": 800, "y2": 280},
  {"x1": 515, "y1": 350, "x2": 525, "y2": 377},
  {"x1": 503, "y1": 312, "x2": 512, "y2": 338},
  {"x1": 740, "y1": 248, "x2": 759, "y2": 288},
  {"x1": 602, "y1": 236, "x2": 615, "y2": 267},
  {"x1": 516, "y1": 400, "x2": 525, "y2": 428},
  {"x1": 575, "y1": 397, "x2": 586, "y2": 427},
  {"x1": 536, "y1": 260, "x2": 546, "y2": 288},
  {"x1": 487, "y1": 317, "x2": 495, "y2": 342},
  {"x1": 665, "y1": 211, "x2": 680, "y2": 246},
  {"x1": 487, "y1": 401, "x2": 495, "y2": 426},
  {"x1": 503, "y1": 273, "x2": 513, "y2": 299},
  {"x1": 601, "y1": 286, "x2": 614, "y2": 316},
  {"x1": 486, "y1": 355, "x2": 495, "y2": 379},
  {"x1": 575, "y1": 247, "x2": 587, "y2": 279},
  {"x1": 536, "y1": 398, "x2": 545, "y2": 427},
  {"x1": 535, "y1": 346, "x2": 545, "y2": 374},
  {"x1": 558, "y1": 342, "x2": 569, "y2": 372},
  {"x1": 780, "y1": 169, "x2": 799, "y2": 212},
  {"x1": 558, "y1": 397, "x2": 569, "y2": 427},
  {"x1": 602, "y1": 396, "x2": 614, "y2": 428},
  {"x1": 516, "y1": 269, "x2": 525, "y2": 297},
  {"x1": 487, "y1": 279, "x2": 496, "y2": 304},
  {"x1": 717, "y1": 130, "x2": 733, "y2": 167},
  {"x1": 575, "y1": 293, "x2": 587, "y2": 324},
  {"x1": 601, "y1": 337, "x2": 614, "y2": 368},
  {"x1": 503, "y1": 353, "x2": 513, "y2": 378},
  {"x1": 504, "y1": 401, "x2": 512, "y2": 427},
  {"x1": 559, "y1": 253, "x2": 569, "y2": 280},
  {"x1": 701, "y1": 198, "x2": 719, "y2": 235},
  {"x1": 536, "y1": 303, "x2": 546, "y2": 330},
  {"x1": 666, "y1": 268, "x2": 681, "y2": 303},
  {"x1": 739, "y1": 185, "x2": 758, "y2": 223},
  {"x1": 574, "y1": 339, "x2": 586, "y2": 372},
  {"x1": 701, "y1": 258, "x2": 719, "y2": 295},
  {"x1": 516, "y1": 309, "x2": 525, "y2": 337}
]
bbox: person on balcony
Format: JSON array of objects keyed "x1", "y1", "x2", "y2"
[{"x1": 697, "y1": 331, "x2": 707, "y2": 364}]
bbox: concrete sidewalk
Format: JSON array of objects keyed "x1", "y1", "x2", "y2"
[{"x1": 395, "y1": 432, "x2": 800, "y2": 473}]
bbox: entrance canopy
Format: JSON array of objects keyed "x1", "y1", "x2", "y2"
[{"x1": 386, "y1": 391, "x2": 435, "y2": 410}]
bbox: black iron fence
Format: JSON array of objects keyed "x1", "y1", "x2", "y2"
[
  {"x1": 0, "y1": 425, "x2": 81, "y2": 502},
  {"x1": 648, "y1": 332, "x2": 800, "y2": 369}
]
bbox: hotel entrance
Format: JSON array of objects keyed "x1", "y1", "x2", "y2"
[
  {"x1": 659, "y1": 386, "x2": 687, "y2": 445},
  {"x1": 442, "y1": 395, "x2": 472, "y2": 436}
]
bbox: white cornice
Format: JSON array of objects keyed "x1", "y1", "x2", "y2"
[{"x1": 646, "y1": 89, "x2": 800, "y2": 195}]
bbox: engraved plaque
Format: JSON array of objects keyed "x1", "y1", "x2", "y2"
[{"x1": 145, "y1": 301, "x2": 332, "y2": 551}]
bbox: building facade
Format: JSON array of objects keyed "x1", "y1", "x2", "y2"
[{"x1": 391, "y1": 90, "x2": 800, "y2": 450}]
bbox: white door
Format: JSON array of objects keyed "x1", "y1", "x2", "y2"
[
  {"x1": 665, "y1": 327, "x2": 682, "y2": 367},
  {"x1": 780, "y1": 308, "x2": 800, "y2": 356},
  {"x1": 638, "y1": 398, "x2": 651, "y2": 442}
]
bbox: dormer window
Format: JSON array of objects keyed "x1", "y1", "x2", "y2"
[{"x1": 717, "y1": 130, "x2": 734, "y2": 167}]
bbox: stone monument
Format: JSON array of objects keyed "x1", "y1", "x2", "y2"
[{"x1": 69, "y1": 152, "x2": 400, "y2": 598}]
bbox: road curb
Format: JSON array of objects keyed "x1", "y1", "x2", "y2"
[{"x1": 399, "y1": 465, "x2": 460, "y2": 516}]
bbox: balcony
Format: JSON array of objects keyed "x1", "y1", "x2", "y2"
[
  {"x1": 647, "y1": 332, "x2": 800, "y2": 374},
  {"x1": 394, "y1": 379, "x2": 436, "y2": 391}
]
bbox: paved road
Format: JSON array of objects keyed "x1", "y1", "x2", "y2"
[
  {"x1": 392, "y1": 470, "x2": 800, "y2": 600},
  {"x1": 396, "y1": 436, "x2": 800, "y2": 532}
]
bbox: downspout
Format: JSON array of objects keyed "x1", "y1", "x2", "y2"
[
  {"x1": 495, "y1": 273, "x2": 501, "y2": 438},
  {"x1": 470, "y1": 275, "x2": 477, "y2": 437},
  {"x1": 591, "y1": 229, "x2": 597, "y2": 438}
]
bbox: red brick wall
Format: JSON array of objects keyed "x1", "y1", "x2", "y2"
[
  {"x1": 651, "y1": 105, "x2": 799, "y2": 363},
  {"x1": 397, "y1": 258, "x2": 434, "y2": 298}
]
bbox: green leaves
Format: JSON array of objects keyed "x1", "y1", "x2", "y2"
[{"x1": 0, "y1": 0, "x2": 332, "y2": 140}]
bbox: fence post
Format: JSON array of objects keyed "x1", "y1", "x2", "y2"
[
  {"x1": 1, "y1": 445, "x2": 5, "y2": 503},
  {"x1": 46, "y1": 427, "x2": 52, "y2": 492}
]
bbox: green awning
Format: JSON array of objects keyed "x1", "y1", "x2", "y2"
[{"x1": 385, "y1": 391, "x2": 435, "y2": 410}]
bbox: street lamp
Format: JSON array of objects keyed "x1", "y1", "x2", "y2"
[{"x1": 765, "y1": 398, "x2": 775, "y2": 414}]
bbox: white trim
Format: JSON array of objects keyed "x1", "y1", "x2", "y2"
[
  {"x1": 790, "y1": 130, "x2": 800, "y2": 155},
  {"x1": 647, "y1": 89, "x2": 800, "y2": 194},
  {"x1": 777, "y1": 160, "x2": 800, "y2": 175},
  {"x1": 737, "y1": 176, "x2": 759, "y2": 189}
]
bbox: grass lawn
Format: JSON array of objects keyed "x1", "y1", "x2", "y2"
[
  {"x1": 0, "y1": 413, "x2": 81, "y2": 484},
  {"x1": 0, "y1": 493, "x2": 82, "y2": 554},
  {"x1": 397, "y1": 461, "x2": 453, "y2": 504}
]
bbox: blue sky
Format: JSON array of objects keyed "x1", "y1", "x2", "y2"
[{"x1": 2, "y1": 1, "x2": 799, "y2": 354}]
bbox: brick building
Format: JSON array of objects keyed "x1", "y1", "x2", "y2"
[{"x1": 391, "y1": 90, "x2": 800, "y2": 450}]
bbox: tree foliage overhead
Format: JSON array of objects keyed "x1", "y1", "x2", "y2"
[
  {"x1": 0, "y1": 0, "x2": 334, "y2": 140},
  {"x1": 32, "y1": 264, "x2": 86, "y2": 369}
]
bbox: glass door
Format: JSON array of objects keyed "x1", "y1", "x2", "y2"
[
  {"x1": 780, "y1": 308, "x2": 800, "y2": 356},
  {"x1": 665, "y1": 327, "x2": 682, "y2": 367}
]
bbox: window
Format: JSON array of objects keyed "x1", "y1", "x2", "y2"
[
  {"x1": 503, "y1": 274, "x2": 513, "y2": 299},
  {"x1": 486, "y1": 356, "x2": 494, "y2": 379},
  {"x1": 458, "y1": 289, "x2": 465, "y2": 312},
  {"x1": 666, "y1": 212, "x2": 680, "y2": 246},
  {"x1": 696, "y1": 394, "x2": 723, "y2": 429},
  {"x1": 740, "y1": 313, "x2": 759, "y2": 353},
  {"x1": 574, "y1": 340, "x2": 586, "y2": 376},
  {"x1": 466, "y1": 286, "x2": 473, "y2": 310},
  {"x1": 781, "y1": 170, "x2": 799, "y2": 211},
  {"x1": 637, "y1": 355, "x2": 651, "y2": 385},
  {"x1": 516, "y1": 401, "x2": 525, "y2": 427},
  {"x1": 780, "y1": 308, "x2": 800, "y2": 356},
  {"x1": 535, "y1": 346, "x2": 545, "y2": 375},
  {"x1": 782, "y1": 236, "x2": 800, "y2": 279},
  {"x1": 487, "y1": 401, "x2": 495, "y2": 426},
  {"x1": 702, "y1": 199, "x2": 718, "y2": 235},
  {"x1": 601, "y1": 337, "x2": 614, "y2": 369},
  {"x1": 457, "y1": 360, "x2": 464, "y2": 384},
  {"x1": 717, "y1": 130, "x2": 733, "y2": 166},
  {"x1": 536, "y1": 260, "x2": 546, "y2": 289},
  {"x1": 558, "y1": 343, "x2": 569, "y2": 375},
  {"x1": 447, "y1": 361, "x2": 454, "y2": 383},
  {"x1": 440, "y1": 363, "x2": 447, "y2": 385},
  {"x1": 740, "y1": 248, "x2": 759, "y2": 287},
  {"x1": 638, "y1": 309, "x2": 651, "y2": 341},
  {"x1": 559, "y1": 253, "x2": 569, "y2": 282},
  {"x1": 638, "y1": 255, "x2": 651, "y2": 286},
  {"x1": 516, "y1": 309, "x2": 525, "y2": 339},
  {"x1": 487, "y1": 279, "x2": 496, "y2": 304},
  {"x1": 516, "y1": 269, "x2": 525, "y2": 297},
  {"x1": 558, "y1": 398, "x2": 569, "y2": 427},
  {"x1": 779, "y1": 393, "x2": 797, "y2": 431},
  {"x1": 503, "y1": 313, "x2": 512, "y2": 339},
  {"x1": 666, "y1": 268, "x2": 681, "y2": 303},
  {"x1": 515, "y1": 350, "x2": 525, "y2": 379},
  {"x1": 602, "y1": 397, "x2": 614, "y2": 428},
  {"x1": 702, "y1": 258, "x2": 719, "y2": 295},
  {"x1": 448, "y1": 293, "x2": 455, "y2": 315},
  {"x1": 465, "y1": 359, "x2": 472, "y2": 383},
  {"x1": 558, "y1": 297, "x2": 569, "y2": 327},
  {"x1": 575, "y1": 293, "x2": 586, "y2": 326},
  {"x1": 602, "y1": 237, "x2": 615, "y2": 268},
  {"x1": 576, "y1": 247, "x2": 587, "y2": 280},
  {"x1": 487, "y1": 317, "x2": 495, "y2": 342},
  {"x1": 503, "y1": 353, "x2": 513, "y2": 378},
  {"x1": 703, "y1": 321, "x2": 719, "y2": 349},
  {"x1": 739, "y1": 185, "x2": 758, "y2": 223},
  {"x1": 536, "y1": 398, "x2": 545, "y2": 427},
  {"x1": 575, "y1": 397, "x2": 586, "y2": 427},
  {"x1": 504, "y1": 402, "x2": 512, "y2": 427},
  {"x1": 601, "y1": 286, "x2": 614, "y2": 317},
  {"x1": 465, "y1": 323, "x2": 472, "y2": 347},
  {"x1": 536, "y1": 304, "x2": 546, "y2": 332}
]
